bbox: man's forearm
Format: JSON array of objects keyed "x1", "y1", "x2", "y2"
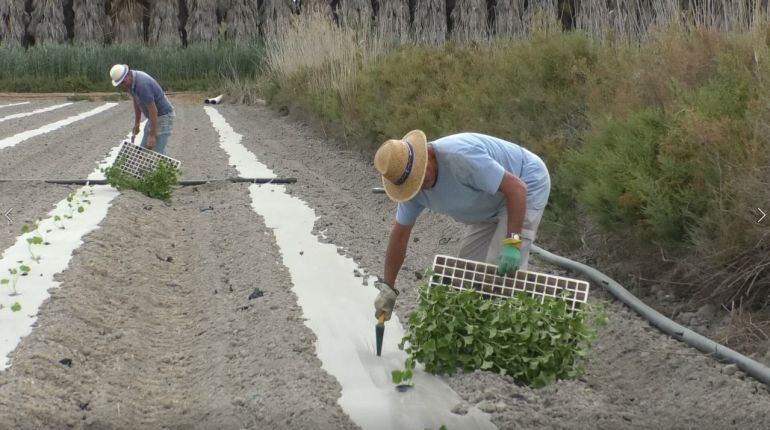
[
  {"x1": 383, "y1": 223, "x2": 411, "y2": 288},
  {"x1": 132, "y1": 99, "x2": 141, "y2": 125},
  {"x1": 506, "y1": 195, "x2": 525, "y2": 235},
  {"x1": 500, "y1": 172, "x2": 527, "y2": 235},
  {"x1": 147, "y1": 104, "x2": 158, "y2": 137}
]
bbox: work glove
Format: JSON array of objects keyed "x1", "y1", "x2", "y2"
[
  {"x1": 374, "y1": 281, "x2": 399, "y2": 321},
  {"x1": 497, "y1": 236, "x2": 522, "y2": 276}
]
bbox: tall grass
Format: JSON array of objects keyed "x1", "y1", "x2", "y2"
[
  {"x1": 258, "y1": 7, "x2": 386, "y2": 130},
  {"x1": 0, "y1": 42, "x2": 264, "y2": 92},
  {"x1": 575, "y1": 0, "x2": 768, "y2": 45}
]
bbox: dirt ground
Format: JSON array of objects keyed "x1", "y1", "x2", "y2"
[{"x1": 0, "y1": 96, "x2": 768, "y2": 429}]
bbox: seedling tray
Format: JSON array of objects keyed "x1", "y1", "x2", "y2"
[
  {"x1": 113, "y1": 141, "x2": 181, "y2": 179},
  {"x1": 430, "y1": 254, "x2": 590, "y2": 312}
]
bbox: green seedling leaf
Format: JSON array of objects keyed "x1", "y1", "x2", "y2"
[
  {"x1": 20, "y1": 224, "x2": 29, "y2": 234},
  {"x1": 27, "y1": 236, "x2": 43, "y2": 245},
  {"x1": 77, "y1": 206, "x2": 84, "y2": 213},
  {"x1": 391, "y1": 369, "x2": 405, "y2": 384},
  {"x1": 0, "y1": 279, "x2": 8, "y2": 284},
  {"x1": 19, "y1": 265, "x2": 30, "y2": 273},
  {"x1": 11, "y1": 302, "x2": 21, "y2": 312}
]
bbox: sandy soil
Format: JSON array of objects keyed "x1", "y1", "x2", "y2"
[
  {"x1": 0, "y1": 97, "x2": 768, "y2": 430},
  {"x1": 0, "y1": 97, "x2": 356, "y2": 430},
  {"x1": 0, "y1": 100, "x2": 130, "y2": 253},
  {"x1": 0, "y1": 100, "x2": 99, "y2": 138}
]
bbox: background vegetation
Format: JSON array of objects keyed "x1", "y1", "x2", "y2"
[
  {"x1": 252, "y1": 3, "x2": 770, "y2": 319},
  {"x1": 0, "y1": 42, "x2": 262, "y2": 92}
]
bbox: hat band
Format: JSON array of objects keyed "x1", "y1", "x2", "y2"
[
  {"x1": 393, "y1": 142, "x2": 414, "y2": 186},
  {"x1": 117, "y1": 67, "x2": 129, "y2": 83}
]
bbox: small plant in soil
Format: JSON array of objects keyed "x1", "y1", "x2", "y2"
[
  {"x1": 53, "y1": 215, "x2": 65, "y2": 230},
  {"x1": 26, "y1": 235, "x2": 43, "y2": 262},
  {"x1": 21, "y1": 222, "x2": 45, "y2": 262},
  {"x1": 393, "y1": 281, "x2": 607, "y2": 388},
  {"x1": 10, "y1": 302, "x2": 21, "y2": 312},
  {"x1": 2, "y1": 263, "x2": 30, "y2": 296}
]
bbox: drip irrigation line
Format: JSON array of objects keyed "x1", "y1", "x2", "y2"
[
  {"x1": 0, "y1": 177, "x2": 297, "y2": 186},
  {"x1": 531, "y1": 245, "x2": 770, "y2": 386}
]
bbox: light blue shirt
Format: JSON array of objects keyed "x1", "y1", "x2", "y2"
[
  {"x1": 396, "y1": 133, "x2": 550, "y2": 225},
  {"x1": 130, "y1": 70, "x2": 174, "y2": 117}
]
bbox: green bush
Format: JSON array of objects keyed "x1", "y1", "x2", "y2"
[
  {"x1": 560, "y1": 51, "x2": 757, "y2": 243},
  {"x1": 393, "y1": 283, "x2": 605, "y2": 388},
  {"x1": 255, "y1": 24, "x2": 770, "y2": 305},
  {"x1": 343, "y1": 33, "x2": 596, "y2": 151}
]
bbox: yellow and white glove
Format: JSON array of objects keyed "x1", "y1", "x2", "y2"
[
  {"x1": 374, "y1": 281, "x2": 399, "y2": 321},
  {"x1": 497, "y1": 234, "x2": 522, "y2": 276}
]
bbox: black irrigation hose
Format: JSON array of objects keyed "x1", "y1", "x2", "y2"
[
  {"x1": 531, "y1": 245, "x2": 770, "y2": 386},
  {"x1": 0, "y1": 178, "x2": 298, "y2": 186}
]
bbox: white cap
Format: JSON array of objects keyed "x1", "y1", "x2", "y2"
[{"x1": 110, "y1": 64, "x2": 129, "y2": 86}]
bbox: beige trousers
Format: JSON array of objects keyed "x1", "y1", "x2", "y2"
[{"x1": 456, "y1": 207, "x2": 545, "y2": 270}]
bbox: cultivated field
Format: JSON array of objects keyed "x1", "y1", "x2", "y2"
[{"x1": 0, "y1": 96, "x2": 767, "y2": 430}]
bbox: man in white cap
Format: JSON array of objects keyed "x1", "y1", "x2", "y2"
[
  {"x1": 373, "y1": 131, "x2": 551, "y2": 321},
  {"x1": 109, "y1": 64, "x2": 175, "y2": 154}
]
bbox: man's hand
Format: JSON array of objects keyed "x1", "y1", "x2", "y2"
[
  {"x1": 374, "y1": 281, "x2": 398, "y2": 321},
  {"x1": 146, "y1": 134, "x2": 156, "y2": 151},
  {"x1": 497, "y1": 238, "x2": 522, "y2": 276}
]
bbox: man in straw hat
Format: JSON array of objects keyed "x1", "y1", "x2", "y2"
[
  {"x1": 373, "y1": 131, "x2": 551, "y2": 321},
  {"x1": 109, "y1": 64, "x2": 175, "y2": 154}
]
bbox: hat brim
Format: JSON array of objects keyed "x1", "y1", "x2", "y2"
[{"x1": 382, "y1": 130, "x2": 428, "y2": 203}]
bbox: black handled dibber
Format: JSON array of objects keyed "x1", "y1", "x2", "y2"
[{"x1": 375, "y1": 313, "x2": 386, "y2": 356}]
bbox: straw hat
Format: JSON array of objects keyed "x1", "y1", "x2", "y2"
[
  {"x1": 109, "y1": 64, "x2": 129, "y2": 86},
  {"x1": 374, "y1": 130, "x2": 428, "y2": 202}
]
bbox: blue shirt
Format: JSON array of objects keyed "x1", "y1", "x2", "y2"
[
  {"x1": 129, "y1": 70, "x2": 173, "y2": 117},
  {"x1": 396, "y1": 133, "x2": 551, "y2": 225}
]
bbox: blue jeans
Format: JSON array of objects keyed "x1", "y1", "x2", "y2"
[{"x1": 140, "y1": 110, "x2": 175, "y2": 154}]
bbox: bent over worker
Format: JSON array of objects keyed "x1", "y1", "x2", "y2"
[
  {"x1": 109, "y1": 64, "x2": 175, "y2": 154},
  {"x1": 373, "y1": 131, "x2": 551, "y2": 321}
]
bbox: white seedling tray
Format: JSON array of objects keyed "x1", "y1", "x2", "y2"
[
  {"x1": 113, "y1": 141, "x2": 181, "y2": 179},
  {"x1": 430, "y1": 254, "x2": 590, "y2": 312}
]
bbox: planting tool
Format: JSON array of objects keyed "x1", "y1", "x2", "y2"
[{"x1": 375, "y1": 313, "x2": 386, "y2": 356}]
